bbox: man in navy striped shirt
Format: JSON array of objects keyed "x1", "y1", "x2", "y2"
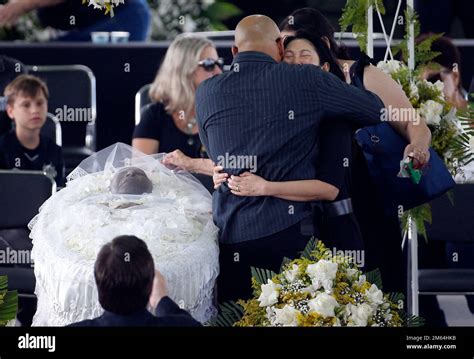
[{"x1": 196, "y1": 15, "x2": 385, "y2": 302}]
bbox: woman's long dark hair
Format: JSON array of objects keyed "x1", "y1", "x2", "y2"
[
  {"x1": 284, "y1": 30, "x2": 347, "y2": 82},
  {"x1": 279, "y1": 7, "x2": 351, "y2": 60}
]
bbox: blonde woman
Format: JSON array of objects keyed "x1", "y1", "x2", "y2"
[{"x1": 132, "y1": 34, "x2": 222, "y2": 175}]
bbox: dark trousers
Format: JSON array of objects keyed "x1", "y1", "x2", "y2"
[{"x1": 217, "y1": 221, "x2": 313, "y2": 303}]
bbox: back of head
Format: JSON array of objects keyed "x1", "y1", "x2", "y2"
[
  {"x1": 234, "y1": 15, "x2": 283, "y2": 61},
  {"x1": 94, "y1": 235, "x2": 155, "y2": 315},
  {"x1": 279, "y1": 7, "x2": 351, "y2": 60}
]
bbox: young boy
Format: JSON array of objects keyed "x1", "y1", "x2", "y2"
[{"x1": 0, "y1": 74, "x2": 65, "y2": 186}]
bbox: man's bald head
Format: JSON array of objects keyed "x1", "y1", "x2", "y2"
[{"x1": 233, "y1": 15, "x2": 284, "y2": 62}]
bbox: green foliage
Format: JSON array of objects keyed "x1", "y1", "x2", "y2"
[
  {"x1": 365, "y1": 268, "x2": 383, "y2": 291},
  {"x1": 210, "y1": 301, "x2": 244, "y2": 327},
  {"x1": 339, "y1": 0, "x2": 385, "y2": 53},
  {"x1": 402, "y1": 204, "x2": 432, "y2": 240},
  {"x1": 0, "y1": 276, "x2": 18, "y2": 326},
  {"x1": 250, "y1": 267, "x2": 277, "y2": 287}
]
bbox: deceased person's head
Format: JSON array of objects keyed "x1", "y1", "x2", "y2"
[{"x1": 110, "y1": 167, "x2": 153, "y2": 195}]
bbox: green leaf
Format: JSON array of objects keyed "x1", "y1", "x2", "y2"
[
  {"x1": 365, "y1": 268, "x2": 383, "y2": 290},
  {"x1": 250, "y1": 267, "x2": 277, "y2": 286},
  {"x1": 210, "y1": 301, "x2": 244, "y2": 327},
  {"x1": 205, "y1": 1, "x2": 242, "y2": 21},
  {"x1": 280, "y1": 257, "x2": 292, "y2": 273},
  {"x1": 0, "y1": 290, "x2": 18, "y2": 325},
  {"x1": 300, "y1": 237, "x2": 317, "y2": 260}
]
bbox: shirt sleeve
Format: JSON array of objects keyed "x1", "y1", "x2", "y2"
[
  {"x1": 132, "y1": 103, "x2": 162, "y2": 141},
  {"x1": 311, "y1": 68, "x2": 384, "y2": 127},
  {"x1": 316, "y1": 119, "x2": 353, "y2": 191}
]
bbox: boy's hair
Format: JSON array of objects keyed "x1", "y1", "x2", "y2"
[{"x1": 4, "y1": 74, "x2": 49, "y2": 106}]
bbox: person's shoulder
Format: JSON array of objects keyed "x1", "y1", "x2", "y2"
[
  {"x1": 67, "y1": 318, "x2": 97, "y2": 327},
  {"x1": 40, "y1": 135, "x2": 62, "y2": 154}
]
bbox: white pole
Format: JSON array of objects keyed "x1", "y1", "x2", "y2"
[
  {"x1": 407, "y1": 0, "x2": 416, "y2": 70},
  {"x1": 408, "y1": 215, "x2": 419, "y2": 316},
  {"x1": 367, "y1": 5, "x2": 374, "y2": 58}
]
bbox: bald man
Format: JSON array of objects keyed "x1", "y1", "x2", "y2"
[{"x1": 195, "y1": 15, "x2": 385, "y2": 302}]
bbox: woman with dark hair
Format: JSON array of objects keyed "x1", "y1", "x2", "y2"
[
  {"x1": 214, "y1": 30, "x2": 365, "y2": 253},
  {"x1": 276, "y1": 7, "x2": 433, "y2": 295}
]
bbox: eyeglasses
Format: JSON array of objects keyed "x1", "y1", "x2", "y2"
[{"x1": 198, "y1": 58, "x2": 224, "y2": 72}]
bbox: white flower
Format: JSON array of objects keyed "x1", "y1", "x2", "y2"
[
  {"x1": 365, "y1": 284, "x2": 384, "y2": 306},
  {"x1": 346, "y1": 268, "x2": 359, "y2": 280},
  {"x1": 420, "y1": 100, "x2": 444, "y2": 126},
  {"x1": 376, "y1": 60, "x2": 401, "y2": 74},
  {"x1": 308, "y1": 292, "x2": 339, "y2": 318},
  {"x1": 284, "y1": 264, "x2": 299, "y2": 283},
  {"x1": 347, "y1": 303, "x2": 373, "y2": 326},
  {"x1": 258, "y1": 279, "x2": 281, "y2": 307},
  {"x1": 355, "y1": 274, "x2": 367, "y2": 287},
  {"x1": 306, "y1": 260, "x2": 338, "y2": 292},
  {"x1": 273, "y1": 305, "x2": 299, "y2": 326},
  {"x1": 409, "y1": 82, "x2": 419, "y2": 100},
  {"x1": 434, "y1": 80, "x2": 445, "y2": 94}
]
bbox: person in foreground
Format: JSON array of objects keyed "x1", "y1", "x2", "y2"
[
  {"x1": 196, "y1": 15, "x2": 392, "y2": 303},
  {"x1": 68, "y1": 235, "x2": 201, "y2": 327}
]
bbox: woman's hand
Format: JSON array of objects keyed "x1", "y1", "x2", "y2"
[
  {"x1": 213, "y1": 165, "x2": 228, "y2": 189},
  {"x1": 162, "y1": 149, "x2": 191, "y2": 170},
  {"x1": 404, "y1": 143, "x2": 430, "y2": 169},
  {"x1": 227, "y1": 172, "x2": 268, "y2": 196}
]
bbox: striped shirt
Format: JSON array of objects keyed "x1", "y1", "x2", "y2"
[{"x1": 196, "y1": 51, "x2": 383, "y2": 244}]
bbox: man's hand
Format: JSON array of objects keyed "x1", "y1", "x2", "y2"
[{"x1": 148, "y1": 270, "x2": 169, "y2": 311}]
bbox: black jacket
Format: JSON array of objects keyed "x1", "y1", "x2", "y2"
[{"x1": 68, "y1": 297, "x2": 201, "y2": 327}]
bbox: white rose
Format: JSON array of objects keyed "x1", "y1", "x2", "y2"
[
  {"x1": 420, "y1": 100, "x2": 444, "y2": 126},
  {"x1": 347, "y1": 303, "x2": 373, "y2": 326},
  {"x1": 308, "y1": 292, "x2": 339, "y2": 318},
  {"x1": 306, "y1": 260, "x2": 338, "y2": 292},
  {"x1": 409, "y1": 82, "x2": 419, "y2": 100},
  {"x1": 284, "y1": 264, "x2": 299, "y2": 283},
  {"x1": 258, "y1": 279, "x2": 281, "y2": 307},
  {"x1": 355, "y1": 274, "x2": 367, "y2": 287},
  {"x1": 365, "y1": 284, "x2": 384, "y2": 306},
  {"x1": 346, "y1": 268, "x2": 359, "y2": 280},
  {"x1": 434, "y1": 80, "x2": 445, "y2": 94},
  {"x1": 273, "y1": 305, "x2": 299, "y2": 326},
  {"x1": 376, "y1": 60, "x2": 401, "y2": 74}
]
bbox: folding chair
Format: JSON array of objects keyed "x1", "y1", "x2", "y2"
[
  {"x1": 0, "y1": 170, "x2": 55, "y2": 325},
  {"x1": 406, "y1": 183, "x2": 474, "y2": 316}
]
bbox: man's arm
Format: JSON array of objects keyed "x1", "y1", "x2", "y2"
[{"x1": 315, "y1": 69, "x2": 384, "y2": 128}]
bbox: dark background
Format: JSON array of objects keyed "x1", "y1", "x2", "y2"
[{"x1": 1, "y1": 40, "x2": 472, "y2": 151}]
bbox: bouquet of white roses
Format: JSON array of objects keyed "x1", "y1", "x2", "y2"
[{"x1": 214, "y1": 240, "x2": 422, "y2": 327}]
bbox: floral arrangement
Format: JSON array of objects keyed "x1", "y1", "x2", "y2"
[
  {"x1": 341, "y1": 1, "x2": 474, "y2": 236},
  {"x1": 213, "y1": 240, "x2": 423, "y2": 327},
  {"x1": 83, "y1": 0, "x2": 125, "y2": 16},
  {"x1": 0, "y1": 276, "x2": 18, "y2": 327},
  {"x1": 147, "y1": 0, "x2": 241, "y2": 40}
]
